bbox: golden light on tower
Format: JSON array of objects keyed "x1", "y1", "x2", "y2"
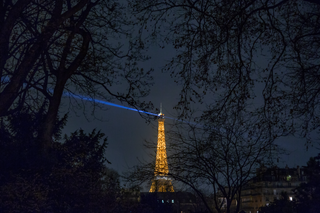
[{"x1": 150, "y1": 104, "x2": 174, "y2": 192}]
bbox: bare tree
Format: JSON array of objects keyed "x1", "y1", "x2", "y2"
[
  {"x1": 126, "y1": 1, "x2": 320, "y2": 212},
  {"x1": 0, "y1": 0, "x2": 153, "y2": 152},
  {"x1": 166, "y1": 106, "x2": 282, "y2": 213},
  {"x1": 125, "y1": 106, "x2": 282, "y2": 213},
  {"x1": 130, "y1": 0, "x2": 320, "y2": 144}
]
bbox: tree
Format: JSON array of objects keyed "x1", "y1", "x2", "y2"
[
  {"x1": 166, "y1": 108, "x2": 282, "y2": 213},
  {"x1": 259, "y1": 192, "x2": 297, "y2": 213},
  {"x1": 0, "y1": 0, "x2": 153, "y2": 153},
  {"x1": 130, "y1": 0, "x2": 320, "y2": 144},
  {"x1": 126, "y1": 1, "x2": 320, "y2": 212},
  {"x1": 0, "y1": 109, "x2": 119, "y2": 212},
  {"x1": 294, "y1": 155, "x2": 320, "y2": 213},
  {"x1": 50, "y1": 129, "x2": 120, "y2": 213},
  {"x1": 125, "y1": 108, "x2": 282, "y2": 213}
]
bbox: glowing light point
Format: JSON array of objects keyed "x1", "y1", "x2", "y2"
[{"x1": 150, "y1": 104, "x2": 174, "y2": 192}]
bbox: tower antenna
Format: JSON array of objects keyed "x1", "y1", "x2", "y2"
[{"x1": 160, "y1": 103, "x2": 162, "y2": 115}]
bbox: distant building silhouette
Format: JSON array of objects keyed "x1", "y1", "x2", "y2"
[
  {"x1": 140, "y1": 192, "x2": 204, "y2": 213},
  {"x1": 219, "y1": 165, "x2": 308, "y2": 213}
]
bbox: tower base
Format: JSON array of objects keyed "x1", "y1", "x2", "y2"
[{"x1": 149, "y1": 178, "x2": 174, "y2": 192}]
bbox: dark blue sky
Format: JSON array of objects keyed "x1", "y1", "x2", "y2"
[
  {"x1": 60, "y1": 45, "x2": 181, "y2": 175},
  {"x1": 60, "y1": 43, "x2": 319, "y2": 179}
]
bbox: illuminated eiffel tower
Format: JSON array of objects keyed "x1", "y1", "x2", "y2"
[{"x1": 150, "y1": 104, "x2": 174, "y2": 192}]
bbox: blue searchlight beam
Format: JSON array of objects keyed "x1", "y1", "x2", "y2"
[
  {"x1": 63, "y1": 92, "x2": 199, "y2": 125},
  {"x1": 64, "y1": 92, "x2": 159, "y2": 117}
]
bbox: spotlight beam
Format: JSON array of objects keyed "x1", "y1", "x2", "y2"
[
  {"x1": 63, "y1": 92, "x2": 199, "y2": 125},
  {"x1": 63, "y1": 92, "x2": 159, "y2": 117}
]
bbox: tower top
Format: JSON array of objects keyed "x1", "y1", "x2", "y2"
[{"x1": 158, "y1": 103, "x2": 164, "y2": 118}]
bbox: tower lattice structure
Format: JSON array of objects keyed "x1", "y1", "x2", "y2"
[{"x1": 150, "y1": 107, "x2": 174, "y2": 192}]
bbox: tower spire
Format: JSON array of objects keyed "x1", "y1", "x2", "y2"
[{"x1": 150, "y1": 104, "x2": 174, "y2": 192}]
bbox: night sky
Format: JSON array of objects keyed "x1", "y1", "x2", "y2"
[
  {"x1": 58, "y1": 43, "x2": 319, "y2": 179},
  {"x1": 60, "y1": 45, "x2": 181, "y2": 175}
]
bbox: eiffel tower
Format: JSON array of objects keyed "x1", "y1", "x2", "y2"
[{"x1": 149, "y1": 104, "x2": 174, "y2": 192}]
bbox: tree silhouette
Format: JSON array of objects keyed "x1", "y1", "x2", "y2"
[
  {"x1": 0, "y1": 0, "x2": 153, "y2": 153},
  {"x1": 294, "y1": 155, "x2": 320, "y2": 213},
  {"x1": 126, "y1": 108, "x2": 282, "y2": 213},
  {"x1": 259, "y1": 192, "x2": 297, "y2": 213},
  {"x1": 130, "y1": 0, "x2": 320, "y2": 144},
  {"x1": 0, "y1": 110, "x2": 119, "y2": 212},
  {"x1": 126, "y1": 1, "x2": 320, "y2": 212},
  {"x1": 165, "y1": 107, "x2": 281, "y2": 213}
]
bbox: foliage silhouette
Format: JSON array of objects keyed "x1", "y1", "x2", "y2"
[
  {"x1": 0, "y1": 0, "x2": 154, "y2": 153},
  {"x1": 0, "y1": 110, "x2": 119, "y2": 212}
]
